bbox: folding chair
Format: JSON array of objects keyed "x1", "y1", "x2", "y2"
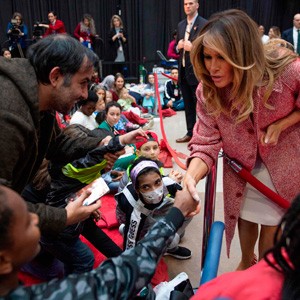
[{"x1": 156, "y1": 50, "x2": 178, "y2": 68}]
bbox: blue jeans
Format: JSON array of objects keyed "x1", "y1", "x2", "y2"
[
  {"x1": 102, "y1": 171, "x2": 121, "y2": 194},
  {"x1": 172, "y1": 99, "x2": 185, "y2": 111},
  {"x1": 41, "y1": 235, "x2": 94, "y2": 275}
]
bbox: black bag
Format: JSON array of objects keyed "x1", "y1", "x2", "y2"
[{"x1": 170, "y1": 278, "x2": 194, "y2": 300}]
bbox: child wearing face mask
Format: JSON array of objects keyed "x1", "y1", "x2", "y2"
[{"x1": 115, "y1": 157, "x2": 192, "y2": 259}]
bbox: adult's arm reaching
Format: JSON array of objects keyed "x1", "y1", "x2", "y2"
[{"x1": 10, "y1": 190, "x2": 199, "y2": 299}]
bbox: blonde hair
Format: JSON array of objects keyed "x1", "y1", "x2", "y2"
[
  {"x1": 269, "y1": 26, "x2": 281, "y2": 39},
  {"x1": 120, "y1": 88, "x2": 129, "y2": 99},
  {"x1": 263, "y1": 39, "x2": 297, "y2": 101},
  {"x1": 191, "y1": 10, "x2": 298, "y2": 123},
  {"x1": 81, "y1": 14, "x2": 96, "y2": 35},
  {"x1": 110, "y1": 15, "x2": 123, "y2": 29},
  {"x1": 191, "y1": 9, "x2": 267, "y2": 122}
]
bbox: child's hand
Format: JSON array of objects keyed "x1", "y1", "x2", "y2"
[
  {"x1": 111, "y1": 170, "x2": 125, "y2": 181},
  {"x1": 169, "y1": 169, "x2": 183, "y2": 183}
]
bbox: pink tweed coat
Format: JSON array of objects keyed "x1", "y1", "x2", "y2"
[{"x1": 188, "y1": 58, "x2": 300, "y2": 256}]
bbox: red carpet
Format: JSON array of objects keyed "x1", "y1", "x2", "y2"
[{"x1": 18, "y1": 194, "x2": 168, "y2": 286}]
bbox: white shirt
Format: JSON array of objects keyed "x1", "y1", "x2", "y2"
[
  {"x1": 70, "y1": 111, "x2": 98, "y2": 130},
  {"x1": 293, "y1": 26, "x2": 299, "y2": 53},
  {"x1": 261, "y1": 34, "x2": 270, "y2": 44}
]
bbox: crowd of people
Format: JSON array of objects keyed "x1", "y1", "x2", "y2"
[
  {"x1": 2, "y1": 11, "x2": 127, "y2": 63},
  {"x1": 0, "y1": 1, "x2": 299, "y2": 299}
]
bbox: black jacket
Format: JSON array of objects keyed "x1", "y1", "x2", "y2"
[
  {"x1": 106, "y1": 28, "x2": 128, "y2": 61},
  {"x1": 282, "y1": 28, "x2": 295, "y2": 46},
  {"x1": 176, "y1": 15, "x2": 207, "y2": 86}
]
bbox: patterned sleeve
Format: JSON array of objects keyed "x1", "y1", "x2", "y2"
[{"x1": 12, "y1": 208, "x2": 184, "y2": 299}]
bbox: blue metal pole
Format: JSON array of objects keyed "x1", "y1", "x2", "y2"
[
  {"x1": 201, "y1": 160, "x2": 218, "y2": 269},
  {"x1": 200, "y1": 221, "x2": 225, "y2": 285}
]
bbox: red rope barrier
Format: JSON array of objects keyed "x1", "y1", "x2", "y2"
[
  {"x1": 224, "y1": 155, "x2": 290, "y2": 209},
  {"x1": 154, "y1": 73, "x2": 187, "y2": 170},
  {"x1": 161, "y1": 72, "x2": 177, "y2": 81}
]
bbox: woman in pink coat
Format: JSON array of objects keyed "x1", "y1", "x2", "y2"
[{"x1": 185, "y1": 9, "x2": 300, "y2": 270}]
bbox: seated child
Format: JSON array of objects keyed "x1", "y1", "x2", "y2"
[
  {"x1": 42, "y1": 126, "x2": 147, "y2": 275},
  {"x1": 97, "y1": 101, "x2": 139, "y2": 135},
  {"x1": 70, "y1": 90, "x2": 99, "y2": 130},
  {"x1": 118, "y1": 131, "x2": 183, "y2": 191},
  {"x1": 105, "y1": 90, "x2": 113, "y2": 103},
  {"x1": 98, "y1": 101, "x2": 125, "y2": 135},
  {"x1": 98, "y1": 102, "x2": 139, "y2": 171},
  {"x1": 93, "y1": 86, "x2": 106, "y2": 113},
  {"x1": 116, "y1": 157, "x2": 191, "y2": 259},
  {"x1": 91, "y1": 85, "x2": 107, "y2": 130},
  {"x1": 111, "y1": 91, "x2": 153, "y2": 130},
  {"x1": 118, "y1": 88, "x2": 141, "y2": 117},
  {"x1": 141, "y1": 73, "x2": 164, "y2": 116},
  {"x1": 163, "y1": 67, "x2": 184, "y2": 111},
  {"x1": 1, "y1": 48, "x2": 12, "y2": 59}
]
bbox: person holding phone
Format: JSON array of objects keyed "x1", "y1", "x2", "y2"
[
  {"x1": 106, "y1": 15, "x2": 128, "y2": 74},
  {"x1": 42, "y1": 127, "x2": 147, "y2": 275}
]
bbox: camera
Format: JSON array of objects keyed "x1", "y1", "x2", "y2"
[
  {"x1": 32, "y1": 21, "x2": 45, "y2": 40},
  {"x1": 11, "y1": 19, "x2": 18, "y2": 26},
  {"x1": 9, "y1": 19, "x2": 21, "y2": 37},
  {"x1": 119, "y1": 29, "x2": 123, "y2": 33}
]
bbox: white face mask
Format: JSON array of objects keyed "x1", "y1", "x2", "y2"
[{"x1": 140, "y1": 186, "x2": 164, "y2": 204}]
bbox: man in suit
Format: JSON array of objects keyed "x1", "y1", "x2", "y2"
[
  {"x1": 175, "y1": 0, "x2": 207, "y2": 143},
  {"x1": 282, "y1": 13, "x2": 300, "y2": 55}
]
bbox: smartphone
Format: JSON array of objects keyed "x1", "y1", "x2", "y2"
[
  {"x1": 83, "y1": 177, "x2": 110, "y2": 206},
  {"x1": 67, "y1": 177, "x2": 109, "y2": 206}
]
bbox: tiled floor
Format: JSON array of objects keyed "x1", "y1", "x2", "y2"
[{"x1": 151, "y1": 111, "x2": 241, "y2": 288}]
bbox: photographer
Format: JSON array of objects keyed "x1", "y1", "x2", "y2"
[
  {"x1": 32, "y1": 21, "x2": 46, "y2": 41},
  {"x1": 6, "y1": 12, "x2": 28, "y2": 57},
  {"x1": 106, "y1": 15, "x2": 128, "y2": 74},
  {"x1": 38, "y1": 11, "x2": 66, "y2": 37}
]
